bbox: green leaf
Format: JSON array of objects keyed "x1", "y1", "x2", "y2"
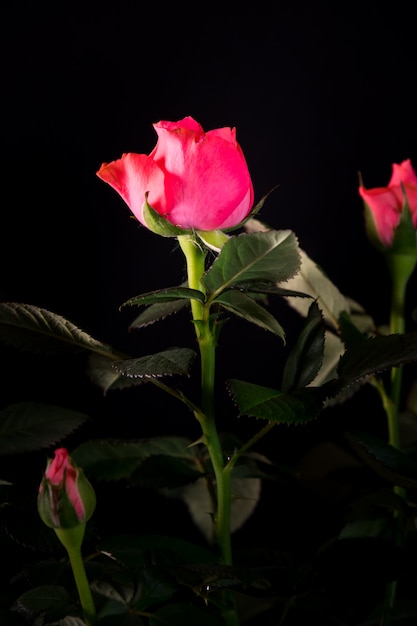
[
  {"x1": 213, "y1": 290, "x2": 285, "y2": 340},
  {"x1": 344, "y1": 430, "x2": 417, "y2": 489},
  {"x1": 0, "y1": 402, "x2": 89, "y2": 455},
  {"x1": 87, "y1": 353, "x2": 139, "y2": 395},
  {"x1": 129, "y1": 298, "x2": 189, "y2": 328},
  {"x1": 97, "y1": 534, "x2": 216, "y2": 568},
  {"x1": 16, "y1": 585, "x2": 70, "y2": 611},
  {"x1": 281, "y1": 301, "x2": 325, "y2": 391},
  {"x1": 126, "y1": 280, "x2": 191, "y2": 328},
  {"x1": 321, "y1": 331, "x2": 417, "y2": 402},
  {"x1": 72, "y1": 436, "x2": 198, "y2": 481},
  {"x1": 338, "y1": 310, "x2": 370, "y2": 349},
  {"x1": 0, "y1": 302, "x2": 113, "y2": 356},
  {"x1": 130, "y1": 567, "x2": 177, "y2": 611},
  {"x1": 337, "y1": 331, "x2": 417, "y2": 383},
  {"x1": 113, "y1": 347, "x2": 196, "y2": 379},
  {"x1": 227, "y1": 379, "x2": 324, "y2": 424},
  {"x1": 120, "y1": 287, "x2": 205, "y2": 309},
  {"x1": 202, "y1": 230, "x2": 300, "y2": 296},
  {"x1": 229, "y1": 282, "x2": 312, "y2": 298}
]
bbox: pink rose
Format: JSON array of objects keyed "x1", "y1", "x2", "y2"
[
  {"x1": 38, "y1": 448, "x2": 96, "y2": 529},
  {"x1": 97, "y1": 116, "x2": 254, "y2": 232},
  {"x1": 359, "y1": 159, "x2": 417, "y2": 247}
]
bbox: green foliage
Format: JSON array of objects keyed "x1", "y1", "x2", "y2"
[
  {"x1": 202, "y1": 229, "x2": 300, "y2": 295},
  {"x1": 0, "y1": 402, "x2": 89, "y2": 455},
  {"x1": 1, "y1": 222, "x2": 417, "y2": 626}
]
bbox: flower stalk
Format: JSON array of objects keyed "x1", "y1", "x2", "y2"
[
  {"x1": 55, "y1": 526, "x2": 97, "y2": 626},
  {"x1": 178, "y1": 233, "x2": 238, "y2": 625}
]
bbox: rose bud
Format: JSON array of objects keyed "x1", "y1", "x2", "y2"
[
  {"x1": 38, "y1": 448, "x2": 96, "y2": 530},
  {"x1": 359, "y1": 159, "x2": 417, "y2": 248}
]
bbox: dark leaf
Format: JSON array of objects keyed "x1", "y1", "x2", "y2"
[
  {"x1": 0, "y1": 302, "x2": 113, "y2": 356},
  {"x1": 281, "y1": 301, "x2": 325, "y2": 391},
  {"x1": 337, "y1": 332, "x2": 417, "y2": 381},
  {"x1": 344, "y1": 430, "x2": 417, "y2": 489},
  {"x1": 0, "y1": 402, "x2": 89, "y2": 455},
  {"x1": 213, "y1": 290, "x2": 285, "y2": 339},
  {"x1": 16, "y1": 585, "x2": 70, "y2": 611},
  {"x1": 72, "y1": 437, "x2": 198, "y2": 482},
  {"x1": 227, "y1": 379, "x2": 324, "y2": 424},
  {"x1": 120, "y1": 287, "x2": 205, "y2": 309},
  {"x1": 129, "y1": 298, "x2": 189, "y2": 328},
  {"x1": 97, "y1": 534, "x2": 216, "y2": 568},
  {"x1": 113, "y1": 348, "x2": 196, "y2": 379},
  {"x1": 130, "y1": 454, "x2": 203, "y2": 488}
]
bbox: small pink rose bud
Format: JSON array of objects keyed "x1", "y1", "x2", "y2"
[
  {"x1": 359, "y1": 159, "x2": 417, "y2": 248},
  {"x1": 38, "y1": 448, "x2": 96, "y2": 530}
]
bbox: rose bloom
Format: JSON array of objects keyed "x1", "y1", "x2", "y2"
[
  {"x1": 359, "y1": 159, "x2": 417, "y2": 247},
  {"x1": 97, "y1": 116, "x2": 254, "y2": 232}
]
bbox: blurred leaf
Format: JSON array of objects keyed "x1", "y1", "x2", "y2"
[
  {"x1": 227, "y1": 379, "x2": 324, "y2": 423},
  {"x1": 213, "y1": 290, "x2": 285, "y2": 339},
  {"x1": 131, "y1": 455, "x2": 203, "y2": 488},
  {"x1": 0, "y1": 402, "x2": 89, "y2": 455},
  {"x1": 0, "y1": 302, "x2": 113, "y2": 356},
  {"x1": 0, "y1": 610, "x2": 28, "y2": 625},
  {"x1": 72, "y1": 437, "x2": 199, "y2": 482},
  {"x1": 281, "y1": 301, "x2": 325, "y2": 391},
  {"x1": 113, "y1": 348, "x2": 196, "y2": 379},
  {"x1": 87, "y1": 353, "x2": 139, "y2": 395},
  {"x1": 16, "y1": 584, "x2": 70, "y2": 611},
  {"x1": 121, "y1": 287, "x2": 205, "y2": 309},
  {"x1": 130, "y1": 566, "x2": 178, "y2": 611},
  {"x1": 344, "y1": 430, "x2": 417, "y2": 489},
  {"x1": 98, "y1": 534, "x2": 216, "y2": 568},
  {"x1": 202, "y1": 230, "x2": 300, "y2": 295},
  {"x1": 161, "y1": 473, "x2": 261, "y2": 544}
]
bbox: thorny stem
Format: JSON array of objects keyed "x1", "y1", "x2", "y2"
[
  {"x1": 178, "y1": 234, "x2": 239, "y2": 626},
  {"x1": 378, "y1": 252, "x2": 416, "y2": 625}
]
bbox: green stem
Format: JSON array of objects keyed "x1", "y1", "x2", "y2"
[
  {"x1": 55, "y1": 526, "x2": 96, "y2": 626},
  {"x1": 379, "y1": 253, "x2": 415, "y2": 625},
  {"x1": 387, "y1": 258, "x2": 408, "y2": 451},
  {"x1": 178, "y1": 234, "x2": 238, "y2": 626}
]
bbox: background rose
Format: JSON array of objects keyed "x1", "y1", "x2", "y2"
[
  {"x1": 359, "y1": 159, "x2": 417, "y2": 247},
  {"x1": 97, "y1": 116, "x2": 254, "y2": 232}
]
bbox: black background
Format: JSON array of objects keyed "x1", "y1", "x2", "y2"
[{"x1": 1, "y1": 2, "x2": 417, "y2": 543}]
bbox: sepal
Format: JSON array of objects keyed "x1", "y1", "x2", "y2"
[{"x1": 142, "y1": 193, "x2": 191, "y2": 237}]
